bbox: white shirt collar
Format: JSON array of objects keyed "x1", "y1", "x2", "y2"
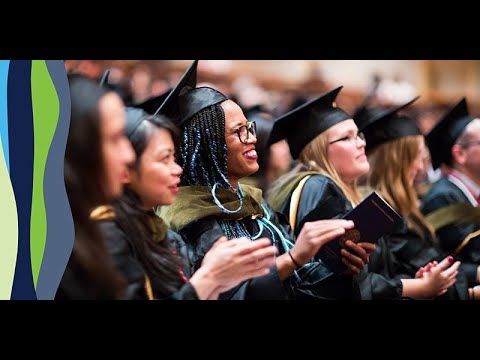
[
  {"x1": 450, "y1": 170, "x2": 480, "y2": 197},
  {"x1": 448, "y1": 170, "x2": 480, "y2": 206}
]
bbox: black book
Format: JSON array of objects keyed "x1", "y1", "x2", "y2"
[{"x1": 315, "y1": 191, "x2": 404, "y2": 274}]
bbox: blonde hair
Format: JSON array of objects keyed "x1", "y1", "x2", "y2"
[
  {"x1": 367, "y1": 135, "x2": 435, "y2": 238},
  {"x1": 298, "y1": 132, "x2": 363, "y2": 206}
]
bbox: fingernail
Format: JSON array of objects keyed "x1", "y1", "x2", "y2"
[{"x1": 448, "y1": 256, "x2": 454, "y2": 263}]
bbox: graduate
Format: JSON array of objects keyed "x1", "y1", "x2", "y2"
[
  {"x1": 356, "y1": 98, "x2": 473, "y2": 299},
  {"x1": 421, "y1": 98, "x2": 480, "y2": 295},
  {"x1": 238, "y1": 105, "x2": 291, "y2": 192},
  {"x1": 57, "y1": 74, "x2": 135, "y2": 299},
  {"x1": 267, "y1": 87, "x2": 458, "y2": 299},
  {"x1": 95, "y1": 108, "x2": 277, "y2": 300},
  {"x1": 157, "y1": 60, "x2": 369, "y2": 300}
]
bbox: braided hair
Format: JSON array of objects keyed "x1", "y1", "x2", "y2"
[
  {"x1": 179, "y1": 103, "x2": 231, "y2": 189},
  {"x1": 178, "y1": 102, "x2": 258, "y2": 240}
]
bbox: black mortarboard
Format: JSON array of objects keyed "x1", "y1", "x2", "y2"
[
  {"x1": 134, "y1": 88, "x2": 172, "y2": 115},
  {"x1": 354, "y1": 96, "x2": 421, "y2": 151},
  {"x1": 242, "y1": 104, "x2": 269, "y2": 119},
  {"x1": 426, "y1": 97, "x2": 476, "y2": 169},
  {"x1": 125, "y1": 106, "x2": 149, "y2": 138},
  {"x1": 267, "y1": 86, "x2": 351, "y2": 159},
  {"x1": 98, "y1": 68, "x2": 133, "y2": 105},
  {"x1": 155, "y1": 60, "x2": 228, "y2": 126}
]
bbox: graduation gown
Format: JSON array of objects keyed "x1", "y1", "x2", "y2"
[
  {"x1": 383, "y1": 218, "x2": 469, "y2": 299},
  {"x1": 99, "y1": 220, "x2": 199, "y2": 300},
  {"x1": 175, "y1": 196, "x2": 366, "y2": 300},
  {"x1": 55, "y1": 263, "x2": 120, "y2": 300},
  {"x1": 274, "y1": 174, "x2": 402, "y2": 300},
  {"x1": 421, "y1": 177, "x2": 480, "y2": 285}
]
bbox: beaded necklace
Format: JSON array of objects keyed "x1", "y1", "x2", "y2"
[{"x1": 218, "y1": 206, "x2": 305, "y2": 281}]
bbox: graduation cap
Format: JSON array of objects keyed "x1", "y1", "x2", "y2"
[
  {"x1": 98, "y1": 68, "x2": 133, "y2": 105},
  {"x1": 425, "y1": 98, "x2": 477, "y2": 169},
  {"x1": 154, "y1": 60, "x2": 228, "y2": 126},
  {"x1": 354, "y1": 96, "x2": 421, "y2": 151},
  {"x1": 134, "y1": 88, "x2": 173, "y2": 115},
  {"x1": 267, "y1": 86, "x2": 351, "y2": 159},
  {"x1": 125, "y1": 107, "x2": 149, "y2": 138},
  {"x1": 242, "y1": 104, "x2": 269, "y2": 119}
]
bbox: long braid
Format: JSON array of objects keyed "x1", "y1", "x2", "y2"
[
  {"x1": 179, "y1": 103, "x2": 252, "y2": 239},
  {"x1": 198, "y1": 109, "x2": 230, "y2": 186},
  {"x1": 179, "y1": 102, "x2": 290, "y2": 244},
  {"x1": 179, "y1": 104, "x2": 230, "y2": 189}
]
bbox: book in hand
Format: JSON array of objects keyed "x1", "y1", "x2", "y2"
[{"x1": 315, "y1": 191, "x2": 404, "y2": 274}]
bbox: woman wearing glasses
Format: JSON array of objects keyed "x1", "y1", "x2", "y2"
[
  {"x1": 267, "y1": 88, "x2": 458, "y2": 299},
  {"x1": 94, "y1": 106, "x2": 279, "y2": 300},
  {"x1": 158, "y1": 61, "x2": 368, "y2": 300}
]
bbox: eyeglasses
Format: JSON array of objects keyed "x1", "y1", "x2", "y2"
[
  {"x1": 236, "y1": 121, "x2": 257, "y2": 144},
  {"x1": 329, "y1": 132, "x2": 366, "y2": 145},
  {"x1": 459, "y1": 140, "x2": 480, "y2": 149}
]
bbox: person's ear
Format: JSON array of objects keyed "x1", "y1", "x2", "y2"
[
  {"x1": 452, "y1": 143, "x2": 467, "y2": 165},
  {"x1": 121, "y1": 168, "x2": 132, "y2": 184}
]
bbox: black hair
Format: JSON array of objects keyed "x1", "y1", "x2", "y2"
[
  {"x1": 179, "y1": 104, "x2": 231, "y2": 189},
  {"x1": 113, "y1": 113, "x2": 184, "y2": 298},
  {"x1": 61, "y1": 74, "x2": 127, "y2": 299},
  {"x1": 178, "y1": 102, "x2": 254, "y2": 240}
]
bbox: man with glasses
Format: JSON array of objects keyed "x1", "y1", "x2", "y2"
[{"x1": 421, "y1": 98, "x2": 480, "y2": 288}]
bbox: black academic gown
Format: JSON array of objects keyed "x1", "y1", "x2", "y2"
[
  {"x1": 99, "y1": 220, "x2": 199, "y2": 300},
  {"x1": 382, "y1": 219, "x2": 469, "y2": 299},
  {"x1": 276, "y1": 174, "x2": 402, "y2": 300},
  {"x1": 178, "y1": 198, "x2": 357, "y2": 300},
  {"x1": 55, "y1": 264, "x2": 120, "y2": 300},
  {"x1": 421, "y1": 177, "x2": 480, "y2": 285}
]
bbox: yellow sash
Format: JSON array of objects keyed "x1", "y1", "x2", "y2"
[
  {"x1": 289, "y1": 176, "x2": 311, "y2": 231},
  {"x1": 425, "y1": 203, "x2": 480, "y2": 254}
]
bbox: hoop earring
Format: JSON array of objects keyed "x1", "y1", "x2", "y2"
[{"x1": 211, "y1": 182, "x2": 243, "y2": 214}]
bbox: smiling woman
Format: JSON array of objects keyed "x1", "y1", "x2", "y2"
[
  {"x1": 96, "y1": 107, "x2": 277, "y2": 300},
  {"x1": 224, "y1": 101, "x2": 260, "y2": 190},
  {"x1": 266, "y1": 86, "x2": 381, "y2": 299},
  {"x1": 157, "y1": 60, "x2": 367, "y2": 300},
  {"x1": 326, "y1": 120, "x2": 370, "y2": 186}
]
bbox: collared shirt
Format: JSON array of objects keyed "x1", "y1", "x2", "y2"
[{"x1": 448, "y1": 169, "x2": 480, "y2": 206}]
